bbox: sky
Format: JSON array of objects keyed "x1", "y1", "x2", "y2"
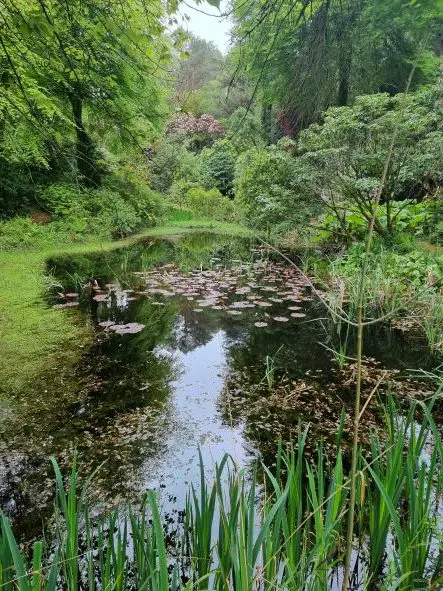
[{"x1": 180, "y1": 0, "x2": 232, "y2": 52}]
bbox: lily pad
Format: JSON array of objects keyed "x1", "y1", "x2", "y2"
[
  {"x1": 109, "y1": 322, "x2": 145, "y2": 334},
  {"x1": 235, "y1": 286, "x2": 251, "y2": 295},
  {"x1": 98, "y1": 320, "x2": 116, "y2": 328},
  {"x1": 231, "y1": 301, "x2": 254, "y2": 309}
]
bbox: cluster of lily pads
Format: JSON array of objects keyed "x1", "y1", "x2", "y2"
[
  {"x1": 134, "y1": 259, "x2": 312, "y2": 328},
  {"x1": 53, "y1": 258, "x2": 314, "y2": 333}
]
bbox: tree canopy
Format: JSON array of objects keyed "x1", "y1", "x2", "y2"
[
  {"x1": 231, "y1": 0, "x2": 442, "y2": 135},
  {"x1": 0, "y1": 0, "x2": 171, "y2": 193}
]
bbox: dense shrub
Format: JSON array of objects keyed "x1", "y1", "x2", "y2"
[
  {"x1": 148, "y1": 137, "x2": 201, "y2": 193},
  {"x1": 0, "y1": 178, "x2": 163, "y2": 249},
  {"x1": 169, "y1": 181, "x2": 237, "y2": 221},
  {"x1": 234, "y1": 139, "x2": 319, "y2": 230},
  {"x1": 200, "y1": 140, "x2": 237, "y2": 196},
  {"x1": 317, "y1": 198, "x2": 443, "y2": 243},
  {"x1": 298, "y1": 86, "x2": 443, "y2": 238},
  {"x1": 165, "y1": 113, "x2": 224, "y2": 152},
  {"x1": 336, "y1": 243, "x2": 443, "y2": 289}
]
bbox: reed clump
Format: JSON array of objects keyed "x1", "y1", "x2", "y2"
[{"x1": 1, "y1": 398, "x2": 442, "y2": 590}]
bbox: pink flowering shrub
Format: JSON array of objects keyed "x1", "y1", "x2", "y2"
[{"x1": 167, "y1": 113, "x2": 224, "y2": 136}]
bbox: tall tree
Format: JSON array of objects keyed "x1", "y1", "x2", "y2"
[
  {"x1": 231, "y1": 0, "x2": 442, "y2": 136},
  {"x1": 173, "y1": 33, "x2": 224, "y2": 111},
  {"x1": 0, "y1": 0, "x2": 171, "y2": 187}
]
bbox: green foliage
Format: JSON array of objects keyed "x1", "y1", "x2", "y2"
[
  {"x1": 326, "y1": 242, "x2": 443, "y2": 351},
  {"x1": 227, "y1": 107, "x2": 265, "y2": 153},
  {"x1": 299, "y1": 87, "x2": 443, "y2": 238},
  {"x1": 231, "y1": 0, "x2": 441, "y2": 132},
  {"x1": 234, "y1": 139, "x2": 319, "y2": 230},
  {"x1": 0, "y1": 0, "x2": 170, "y2": 200},
  {"x1": 0, "y1": 180, "x2": 163, "y2": 249},
  {"x1": 172, "y1": 34, "x2": 224, "y2": 112},
  {"x1": 337, "y1": 244, "x2": 443, "y2": 289},
  {"x1": 169, "y1": 182, "x2": 237, "y2": 221},
  {"x1": 200, "y1": 139, "x2": 237, "y2": 196},
  {"x1": 317, "y1": 199, "x2": 443, "y2": 243},
  {"x1": 148, "y1": 136, "x2": 202, "y2": 193},
  {"x1": 1, "y1": 399, "x2": 442, "y2": 590}
]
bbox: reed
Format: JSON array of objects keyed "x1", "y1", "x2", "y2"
[{"x1": 1, "y1": 399, "x2": 442, "y2": 590}]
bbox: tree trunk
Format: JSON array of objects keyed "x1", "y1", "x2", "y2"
[
  {"x1": 261, "y1": 104, "x2": 273, "y2": 145},
  {"x1": 69, "y1": 94, "x2": 101, "y2": 187},
  {"x1": 337, "y1": 50, "x2": 351, "y2": 106}
]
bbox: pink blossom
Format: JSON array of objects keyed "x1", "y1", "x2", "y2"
[{"x1": 167, "y1": 113, "x2": 224, "y2": 136}]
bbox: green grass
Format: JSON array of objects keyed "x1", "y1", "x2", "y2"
[
  {"x1": 0, "y1": 219, "x2": 251, "y2": 397},
  {"x1": 1, "y1": 397, "x2": 442, "y2": 590}
]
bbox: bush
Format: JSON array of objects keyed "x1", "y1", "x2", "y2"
[
  {"x1": 298, "y1": 86, "x2": 443, "y2": 238},
  {"x1": 148, "y1": 137, "x2": 201, "y2": 193},
  {"x1": 316, "y1": 198, "x2": 443, "y2": 243},
  {"x1": 166, "y1": 113, "x2": 224, "y2": 152},
  {"x1": 336, "y1": 243, "x2": 443, "y2": 289},
  {"x1": 0, "y1": 177, "x2": 163, "y2": 249},
  {"x1": 169, "y1": 181, "x2": 237, "y2": 221},
  {"x1": 234, "y1": 139, "x2": 319, "y2": 230},
  {"x1": 200, "y1": 139, "x2": 237, "y2": 196}
]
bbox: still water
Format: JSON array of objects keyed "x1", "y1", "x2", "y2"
[{"x1": 0, "y1": 232, "x2": 437, "y2": 538}]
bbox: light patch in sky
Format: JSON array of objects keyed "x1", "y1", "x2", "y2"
[{"x1": 181, "y1": 0, "x2": 231, "y2": 52}]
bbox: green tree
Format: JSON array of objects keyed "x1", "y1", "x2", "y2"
[
  {"x1": 0, "y1": 0, "x2": 171, "y2": 190},
  {"x1": 201, "y1": 139, "x2": 237, "y2": 195},
  {"x1": 172, "y1": 33, "x2": 224, "y2": 112},
  {"x1": 231, "y1": 0, "x2": 441, "y2": 135},
  {"x1": 298, "y1": 85, "x2": 443, "y2": 237}
]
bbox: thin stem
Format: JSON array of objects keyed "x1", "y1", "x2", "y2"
[{"x1": 341, "y1": 61, "x2": 417, "y2": 591}]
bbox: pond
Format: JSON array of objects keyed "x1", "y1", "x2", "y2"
[{"x1": 0, "y1": 232, "x2": 438, "y2": 539}]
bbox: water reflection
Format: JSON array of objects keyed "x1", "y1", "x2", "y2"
[{"x1": 0, "y1": 232, "x2": 438, "y2": 539}]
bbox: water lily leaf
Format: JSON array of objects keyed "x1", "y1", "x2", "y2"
[
  {"x1": 110, "y1": 322, "x2": 145, "y2": 334},
  {"x1": 98, "y1": 320, "x2": 115, "y2": 328}
]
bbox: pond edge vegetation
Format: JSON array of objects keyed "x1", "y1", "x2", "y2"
[{"x1": 1, "y1": 395, "x2": 442, "y2": 590}]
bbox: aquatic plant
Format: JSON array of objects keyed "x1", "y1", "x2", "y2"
[{"x1": 1, "y1": 397, "x2": 442, "y2": 590}]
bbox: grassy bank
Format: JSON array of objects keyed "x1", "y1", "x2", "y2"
[{"x1": 0, "y1": 219, "x2": 250, "y2": 397}]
